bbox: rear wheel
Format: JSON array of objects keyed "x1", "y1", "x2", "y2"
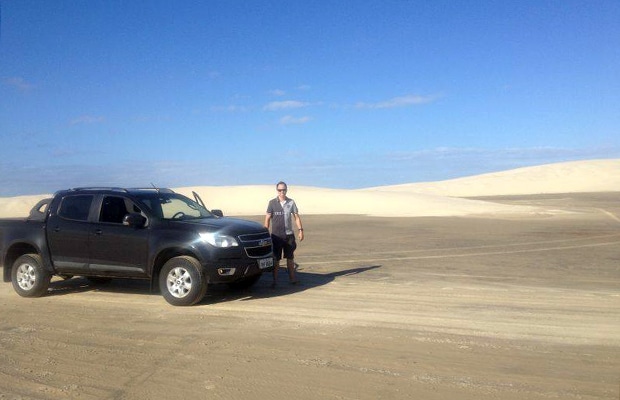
[
  {"x1": 11, "y1": 254, "x2": 51, "y2": 298},
  {"x1": 159, "y1": 256, "x2": 207, "y2": 306}
]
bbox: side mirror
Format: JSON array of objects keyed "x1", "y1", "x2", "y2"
[
  {"x1": 211, "y1": 209, "x2": 224, "y2": 217},
  {"x1": 123, "y1": 213, "x2": 147, "y2": 228}
]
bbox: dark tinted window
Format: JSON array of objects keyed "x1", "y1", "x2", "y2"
[
  {"x1": 99, "y1": 196, "x2": 129, "y2": 224},
  {"x1": 58, "y1": 195, "x2": 94, "y2": 221}
]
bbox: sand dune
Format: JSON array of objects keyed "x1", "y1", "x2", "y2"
[
  {"x1": 363, "y1": 158, "x2": 620, "y2": 197},
  {"x1": 0, "y1": 194, "x2": 53, "y2": 219},
  {"x1": 0, "y1": 159, "x2": 617, "y2": 218},
  {"x1": 175, "y1": 186, "x2": 534, "y2": 218}
]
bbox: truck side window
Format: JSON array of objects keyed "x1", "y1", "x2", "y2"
[
  {"x1": 58, "y1": 195, "x2": 94, "y2": 221},
  {"x1": 99, "y1": 196, "x2": 129, "y2": 224}
]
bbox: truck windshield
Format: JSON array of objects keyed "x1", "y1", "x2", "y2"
[{"x1": 134, "y1": 193, "x2": 214, "y2": 220}]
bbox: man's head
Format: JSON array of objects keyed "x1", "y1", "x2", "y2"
[{"x1": 276, "y1": 181, "x2": 287, "y2": 199}]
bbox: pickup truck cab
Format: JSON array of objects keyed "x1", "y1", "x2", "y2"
[{"x1": 0, "y1": 187, "x2": 273, "y2": 306}]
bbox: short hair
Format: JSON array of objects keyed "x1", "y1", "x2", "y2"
[{"x1": 276, "y1": 181, "x2": 287, "y2": 188}]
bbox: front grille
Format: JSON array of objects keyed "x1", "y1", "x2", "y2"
[
  {"x1": 245, "y1": 245, "x2": 272, "y2": 258},
  {"x1": 238, "y1": 231, "x2": 272, "y2": 259},
  {"x1": 238, "y1": 232, "x2": 270, "y2": 242}
]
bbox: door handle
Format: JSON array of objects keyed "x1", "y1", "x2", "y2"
[{"x1": 94, "y1": 229, "x2": 103, "y2": 235}]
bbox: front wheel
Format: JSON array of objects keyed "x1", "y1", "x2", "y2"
[
  {"x1": 159, "y1": 256, "x2": 207, "y2": 306},
  {"x1": 11, "y1": 254, "x2": 51, "y2": 298}
]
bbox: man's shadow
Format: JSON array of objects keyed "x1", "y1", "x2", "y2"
[{"x1": 201, "y1": 264, "x2": 382, "y2": 305}]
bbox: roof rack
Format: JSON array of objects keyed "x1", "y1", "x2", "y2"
[
  {"x1": 128, "y1": 187, "x2": 175, "y2": 194},
  {"x1": 64, "y1": 187, "x2": 175, "y2": 194},
  {"x1": 69, "y1": 187, "x2": 129, "y2": 193}
]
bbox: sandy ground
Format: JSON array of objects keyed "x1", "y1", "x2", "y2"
[{"x1": 1, "y1": 192, "x2": 620, "y2": 399}]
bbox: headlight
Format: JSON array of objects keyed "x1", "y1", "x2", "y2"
[{"x1": 199, "y1": 232, "x2": 239, "y2": 248}]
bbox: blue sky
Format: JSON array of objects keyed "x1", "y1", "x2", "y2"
[{"x1": 1, "y1": 1, "x2": 619, "y2": 196}]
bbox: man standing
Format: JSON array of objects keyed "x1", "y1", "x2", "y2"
[{"x1": 264, "y1": 181, "x2": 304, "y2": 286}]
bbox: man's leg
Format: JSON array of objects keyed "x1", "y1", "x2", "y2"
[
  {"x1": 283, "y1": 235, "x2": 298, "y2": 284},
  {"x1": 286, "y1": 258, "x2": 297, "y2": 283},
  {"x1": 272, "y1": 258, "x2": 280, "y2": 285},
  {"x1": 271, "y1": 235, "x2": 283, "y2": 286}
]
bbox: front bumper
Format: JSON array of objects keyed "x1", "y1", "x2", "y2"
[
  {"x1": 203, "y1": 255, "x2": 274, "y2": 284},
  {"x1": 196, "y1": 229, "x2": 274, "y2": 284}
]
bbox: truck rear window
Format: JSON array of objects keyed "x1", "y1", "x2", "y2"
[{"x1": 58, "y1": 195, "x2": 93, "y2": 221}]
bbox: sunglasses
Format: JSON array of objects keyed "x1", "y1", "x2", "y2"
[{"x1": 277, "y1": 188, "x2": 287, "y2": 192}]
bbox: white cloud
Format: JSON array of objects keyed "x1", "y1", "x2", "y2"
[
  {"x1": 133, "y1": 114, "x2": 171, "y2": 122},
  {"x1": 355, "y1": 94, "x2": 440, "y2": 109},
  {"x1": 264, "y1": 100, "x2": 309, "y2": 111},
  {"x1": 269, "y1": 89, "x2": 286, "y2": 96},
  {"x1": 70, "y1": 115, "x2": 105, "y2": 125},
  {"x1": 207, "y1": 71, "x2": 221, "y2": 79},
  {"x1": 280, "y1": 115, "x2": 311, "y2": 125},
  {"x1": 209, "y1": 105, "x2": 248, "y2": 112},
  {"x1": 4, "y1": 77, "x2": 35, "y2": 92}
]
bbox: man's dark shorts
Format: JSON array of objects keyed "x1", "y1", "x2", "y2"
[{"x1": 271, "y1": 234, "x2": 297, "y2": 261}]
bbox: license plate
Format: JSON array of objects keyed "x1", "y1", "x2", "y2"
[{"x1": 258, "y1": 257, "x2": 273, "y2": 269}]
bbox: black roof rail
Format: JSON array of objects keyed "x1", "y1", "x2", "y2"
[
  {"x1": 69, "y1": 187, "x2": 129, "y2": 193},
  {"x1": 128, "y1": 187, "x2": 175, "y2": 194},
  {"x1": 60, "y1": 187, "x2": 176, "y2": 195}
]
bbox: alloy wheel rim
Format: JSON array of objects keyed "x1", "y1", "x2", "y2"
[
  {"x1": 16, "y1": 264, "x2": 36, "y2": 290},
  {"x1": 166, "y1": 267, "x2": 192, "y2": 298}
]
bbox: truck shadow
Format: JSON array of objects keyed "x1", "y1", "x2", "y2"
[
  {"x1": 47, "y1": 277, "x2": 154, "y2": 297},
  {"x1": 45, "y1": 264, "x2": 382, "y2": 304}
]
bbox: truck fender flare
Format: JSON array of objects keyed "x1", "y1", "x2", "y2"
[
  {"x1": 150, "y1": 247, "x2": 203, "y2": 288},
  {"x1": 3, "y1": 241, "x2": 54, "y2": 282}
]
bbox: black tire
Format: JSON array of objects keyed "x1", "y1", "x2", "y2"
[
  {"x1": 228, "y1": 274, "x2": 261, "y2": 290},
  {"x1": 11, "y1": 254, "x2": 51, "y2": 298},
  {"x1": 159, "y1": 256, "x2": 207, "y2": 306}
]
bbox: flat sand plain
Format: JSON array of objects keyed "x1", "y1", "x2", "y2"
[{"x1": 1, "y1": 192, "x2": 619, "y2": 399}]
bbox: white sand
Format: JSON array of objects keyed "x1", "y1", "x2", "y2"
[
  {"x1": 362, "y1": 158, "x2": 620, "y2": 197},
  {"x1": 1, "y1": 159, "x2": 618, "y2": 218},
  {"x1": 0, "y1": 194, "x2": 54, "y2": 219},
  {"x1": 175, "y1": 185, "x2": 535, "y2": 217}
]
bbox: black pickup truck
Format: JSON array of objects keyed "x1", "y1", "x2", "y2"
[{"x1": 0, "y1": 187, "x2": 273, "y2": 306}]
